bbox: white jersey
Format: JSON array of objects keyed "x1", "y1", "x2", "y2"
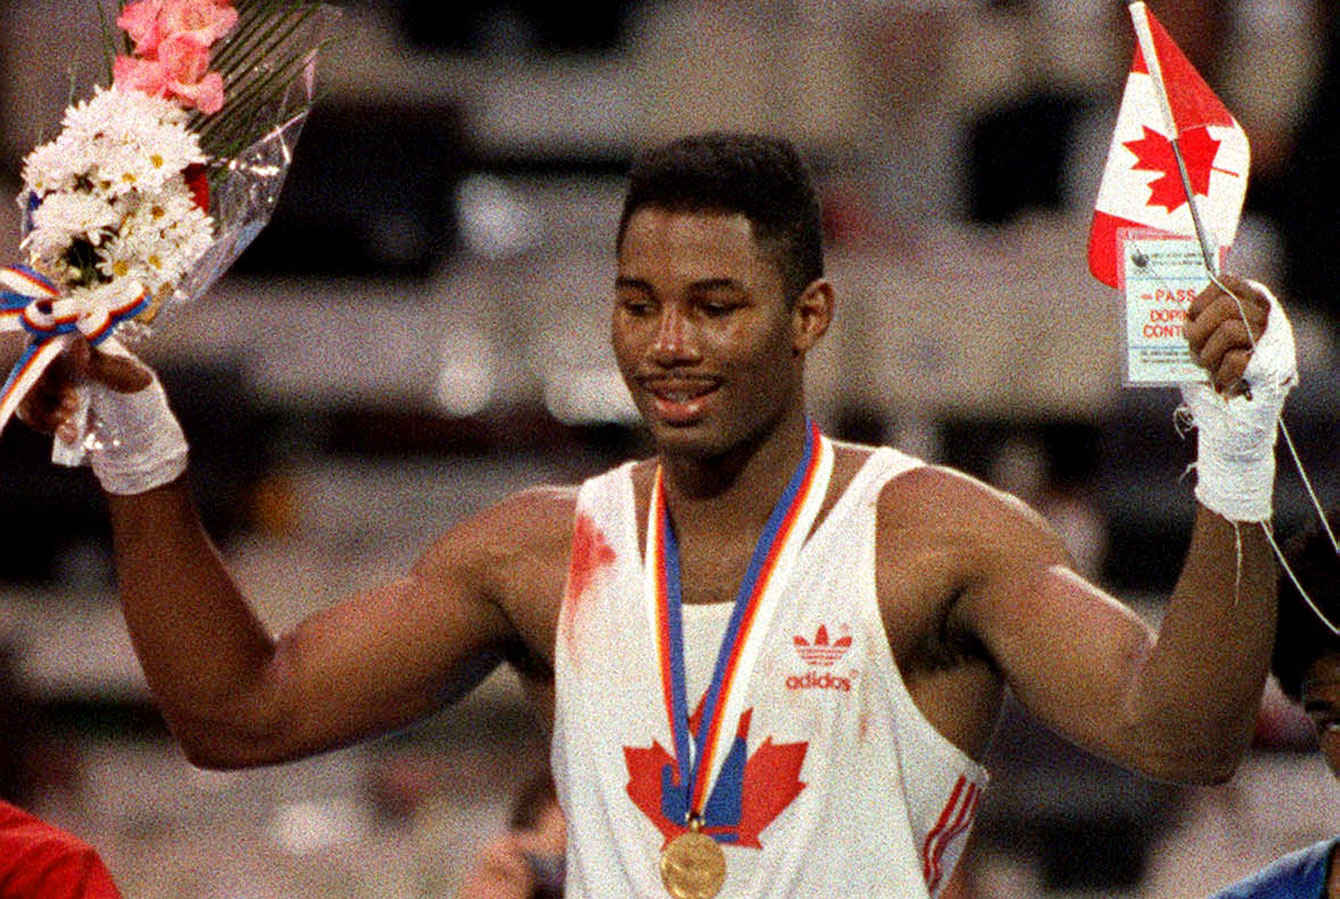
[{"x1": 552, "y1": 445, "x2": 988, "y2": 897}]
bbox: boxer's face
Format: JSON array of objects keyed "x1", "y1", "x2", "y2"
[{"x1": 612, "y1": 207, "x2": 827, "y2": 461}]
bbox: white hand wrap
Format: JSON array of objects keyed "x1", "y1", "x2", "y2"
[
  {"x1": 1179, "y1": 282, "x2": 1297, "y2": 522},
  {"x1": 87, "y1": 361, "x2": 189, "y2": 496}
]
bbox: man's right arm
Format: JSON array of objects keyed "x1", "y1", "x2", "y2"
[
  {"x1": 105, "y1": 477, "x2": 571, "y2": 769},
  {"x1": 18, "y1": 342, "x2": 572, "y2": 768}
]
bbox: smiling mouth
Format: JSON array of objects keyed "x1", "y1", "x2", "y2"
[
  {"x1": 639, "y1": 377, "x2": 719, "y2": 400},
  {"x1": 637, "y1": 377, "x2": 721, "y2": 423}
]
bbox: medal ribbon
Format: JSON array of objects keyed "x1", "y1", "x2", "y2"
[
  {"x1": 645, "y1": 419, "x2": 834, "y2": 826},
  {"x1": 0, "y1": 265, "x2": 149, "y2": 439}
]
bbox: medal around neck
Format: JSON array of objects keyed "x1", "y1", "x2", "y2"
[
  {"x1": 660, "y1": 817, "x2": 727, "y2": 899},
  {"x1": 645, "y1": 420, "x2": 834, "y2": 897}
]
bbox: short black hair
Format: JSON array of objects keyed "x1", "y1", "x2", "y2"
[
  {"x1": 616, "y1": 132, "x2": 824, "y2": 303},
  {"x1": 1271, "y1": 512, "x2": 1340, "y2": 701}
]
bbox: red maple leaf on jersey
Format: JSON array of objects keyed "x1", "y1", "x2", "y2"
[
  {"x1": 623, "y1": 709, "x2": 807, "y2": 849},
  {"x1": 732, "y1": 736, "x2": 807, "y2": 848},
  {"x1": 1122, "y1": 124, "x2": 1225, "y2": 213},
  {"x1": 623, "y1": 740, "x2": 682, "y2": 841}
]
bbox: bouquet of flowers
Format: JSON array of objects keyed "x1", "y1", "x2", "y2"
[{"x1": 0, "y1": 0, "x2": 338, "y2": 460}]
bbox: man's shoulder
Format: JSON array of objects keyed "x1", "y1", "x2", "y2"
[
  {"x1": 477, "y1": 483, "x2": 583, "y2": 548},
  {"x1": 412, "y1": 482, "x2": 580, "y2": 579},
  {"x1": 874, "y1": 461, "x2": 1046, "y2": 527},
  {"x1": 872, "y1": 460, "x2": 1067, "y2": 561},
  {"x1": 420, "y1": 455, "x2": 652, "y2": 577}
]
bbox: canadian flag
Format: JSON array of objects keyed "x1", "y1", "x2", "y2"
[{"x1": 1088, "y1": 3, "x2": 1250, "y2": 287}]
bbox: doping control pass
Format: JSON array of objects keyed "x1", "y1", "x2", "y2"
[{"x1": 1118, "y1": 231, "x2": 1221, "y2": 386}]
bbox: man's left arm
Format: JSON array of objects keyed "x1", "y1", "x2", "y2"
[
  {"x1": 962, "y1": 276, "x2": 1292, "y2": 783},
  {"x1": 965, "y1": 507, "x2": 1273, "y2": 784}
]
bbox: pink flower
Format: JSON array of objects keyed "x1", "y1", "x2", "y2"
[
  {"x1": 170, "y1": 71, "x2": 225, "y2": 114},
  {"x1": 113, "y1": 35, "x2": 227, "y2": 113},
  {"x1": 159, "y1": 33, "x2": 225, "y2": 112},
  {"x1": 117, "y1": 0, "x2": 168, "y2": 55},
  {"x1": 113, "y1": 0, "x2": 236, "y2": 114},
  {"x1": 158, "y1": 34, "x2": 211, "y2": 84},
  {"x1": 113, "y1": 55, "x2": 170, "y2": 97},
  {"x1": 159, "y1": 0, "x2": 238, "y2": 49},
  {"x1": 117, "y1": 0, "x2": 237, "y2": 58}
]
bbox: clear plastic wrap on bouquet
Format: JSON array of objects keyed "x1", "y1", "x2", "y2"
[
  {"x1": 1, "y1": 2, "x2": 341, "y2": 464},
  {"x1": 166, "y1": 3, "x2": 342, "y2": 319}
]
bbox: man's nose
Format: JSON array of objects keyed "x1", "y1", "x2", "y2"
[{"x1": 650, "y1": 305, "x2": 699, "y2": 364}]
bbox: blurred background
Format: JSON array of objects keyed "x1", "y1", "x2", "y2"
[{"x1": 1, "y1": 0, "x2": 1338, "y2": 895}]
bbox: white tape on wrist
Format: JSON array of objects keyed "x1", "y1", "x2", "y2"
[
  {"x1": 87, "y1": 369, "x2": 189, "y2": 496},
  {"x1": 1179, "y1": 281, "x2": 1297, "y2": 522}
]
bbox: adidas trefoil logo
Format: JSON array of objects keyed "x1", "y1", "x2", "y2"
[{"x1": 792, "y1": 624, "x2": 851, "y2": 667}]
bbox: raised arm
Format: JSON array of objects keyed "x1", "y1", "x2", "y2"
[
  {"x1": 109, "y1": 481, "x2": 571, "y2": 769},
  {"x1": 949, "y1": 274, "x2": 1292, "y2": 783},
  {"x1": 948, "y1": 489, "x2": 1273, "y2": 784},
  {"x1": 21, "y1": 345, "x2": 573, "y2": 769}
]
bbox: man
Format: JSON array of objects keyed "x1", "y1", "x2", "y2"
[
  {"x1": 459, "y1": 771, "x2": 566, "y2": 899},
  {"x1": 18, "y1": 133, "x2": 1295, "y2": 897},
  {"x1": 1209, "y1": 513, "x2": 1340, "y2": 898},
  {"x1": 0, "y1": 800, "x2": 122, "y2": 898}
]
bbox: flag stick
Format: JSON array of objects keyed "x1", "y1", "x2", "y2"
[
  {"x1": 1125, "y1": 5, "x2": 1340, "y2": 613},
  {"x1": 1127, "y1": 1, "x2": 1220, "y2": 276}
]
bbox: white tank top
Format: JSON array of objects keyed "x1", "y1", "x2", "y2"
[{"x1": 552, "y1": 445, "x2": 988, "y2": 897}]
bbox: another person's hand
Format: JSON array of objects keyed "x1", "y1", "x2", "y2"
[
  {"x1": 458, "y1": 794, "x2": 565, "y2": 899},
  {"x1": 457, "y1": 832, "x2": 538, "y2": 899}
]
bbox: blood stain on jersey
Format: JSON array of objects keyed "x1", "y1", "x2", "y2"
[
  {"x1": 624, "y1": 706, "x2": 807, "y2": 850},
  {"x1": 562, "y1": 512, "x2": 616, "y2": 656}
]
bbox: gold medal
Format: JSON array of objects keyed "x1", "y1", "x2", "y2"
[{"x1": 660, "y1": 817, "x2": 726, "y2": 899}]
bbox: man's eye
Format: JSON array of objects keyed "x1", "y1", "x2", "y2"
[
  {"x1": 700, "y1": 301, "x2": 736, "y2": 317},
  {"x1": 619, "y1": 298, "x2": 653, "y2": 315}
]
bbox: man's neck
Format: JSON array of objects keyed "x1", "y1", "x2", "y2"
[{"x1": 657, "y1": 413, "x2": 811, "y2": 534}]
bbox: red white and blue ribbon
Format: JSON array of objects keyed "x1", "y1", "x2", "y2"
[
  {"x1": 0, "y1": 264, "x2": 149, "y2": 439},
  {"x1": 644, "y1": 419, "x2": 834, "y2": 831}
]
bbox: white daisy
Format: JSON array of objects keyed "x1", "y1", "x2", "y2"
[
  {"x1": 61, "y1": 86, "x2": 189, "y2": 141},
  {"x1": 97, "y1": 185, "x2": 214, "y2": 290},
  {"x1": 22, "y1": 134, "x2": 91, "y2": 195},
  {"x1": 59, "y1": 87, "x2": 206, "y2": 201},
  {"x1": 24, "y1": 191, "x2": 118, "y2": 259}
]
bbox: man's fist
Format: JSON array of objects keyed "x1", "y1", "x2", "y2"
[
  {"x1": 1184, "y1": 274, "x2": 1271, "y2": 395},
  {"x1": 16, "y1": 339, "x2": 152, "y2": 444}
]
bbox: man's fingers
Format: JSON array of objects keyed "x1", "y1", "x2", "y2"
[
  {"x1": 1195, "y1": 317, "x2": 1254, "y2": 376},
  {"x1": 87, "y1": 348, "x2": 152, "y2": 393},
  {"x1": 1185, "y1": 274, "x2": 1271, "y2": 392},
  {"x1": 50, "y1": 338, "x2": 92, "y2": 382},
  {"x1": 1187, "y1": 290, "x2": 1267, "y2": 352},
  {"x1": 16, "y1": 381, "x2": 81, "y2": 437},
  {"x1": 12, "y1": 338, "x2": 153, "y2": 441},
  {"x1": 1214, "y1": 349, "x2": 1252, "y2": 393},
  {"x1": 46, "y1": 339, "x2": 152, "y2": 393}
]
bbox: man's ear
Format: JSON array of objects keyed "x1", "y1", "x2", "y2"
[{"x1": 792, "y1": 278, "x2": 834, "y2": 355}]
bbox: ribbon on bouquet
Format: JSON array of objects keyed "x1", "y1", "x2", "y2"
[{"x1": 0, "y1": 264, "x2": 149, "y2": 442}]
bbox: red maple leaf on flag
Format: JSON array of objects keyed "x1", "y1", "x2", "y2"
[{"x1": 1122, "y1": 124, "x2": 1231, "y2": 213}]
